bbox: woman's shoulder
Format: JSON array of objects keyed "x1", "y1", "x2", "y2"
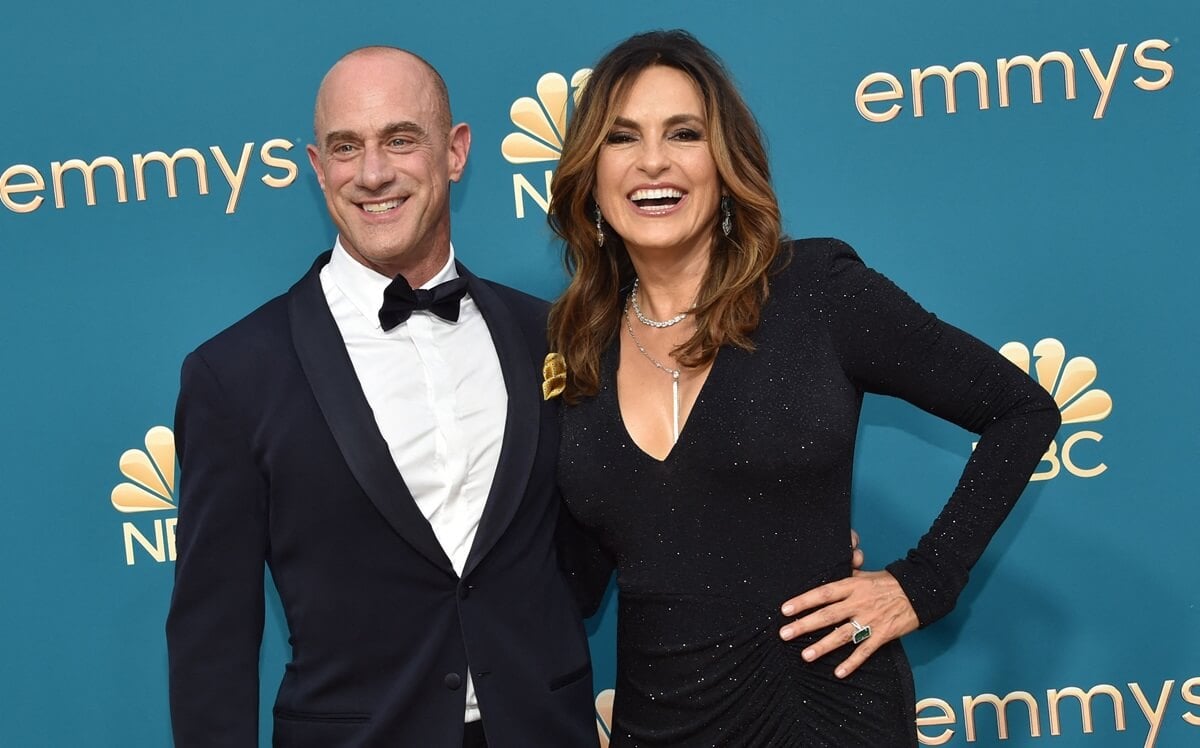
[
  {"x1": 770, "y1": 237, "x2": 865, "y2": 289},
  {"x1": 779, "y1": 236, "x2": 863, "y2": 265}
]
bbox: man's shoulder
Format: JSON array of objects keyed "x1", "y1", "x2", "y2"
[
  {"x1": 185, "y1": 294, "x2": 292, "y2": 378},
  {"x1": 188, "y1": 254, "x2": 325, "y2": 365},
  {"x1": 477, "y1": 277, "x2": 551, "y2": 315},
  {"x1": 474, "y1": 277, "x2": 552, "y2": 336}
]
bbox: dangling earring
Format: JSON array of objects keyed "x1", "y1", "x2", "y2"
[
  {"x1": 595, "y1": 204, "x2": 606, "y2": 247},
  {"x1": 720, "y1": 196, "x2": 733, "y2": 237}
]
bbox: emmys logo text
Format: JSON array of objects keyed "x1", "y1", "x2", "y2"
[
  {"x1": 2, "y1": 138, "x2": 299, "y2": 216},
  {"x1": 856, "y1": 38, "x2": 1173, "y2": 123}
]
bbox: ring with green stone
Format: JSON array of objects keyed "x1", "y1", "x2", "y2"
[{"x1": 850, "y1": 619, "x2": 872, "y2": 644}]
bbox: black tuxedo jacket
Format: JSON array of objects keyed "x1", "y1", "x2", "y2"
[{"x1": 166, "y1": 253, "x2": 598, "y2": 747}]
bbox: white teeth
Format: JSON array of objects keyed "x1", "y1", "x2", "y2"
[
  {"x1": 362, "y1": 199, "x2": 400, "y2": 214},
  {"x1": 629, "y1": 187, "x2": 684, "y2": 201}
]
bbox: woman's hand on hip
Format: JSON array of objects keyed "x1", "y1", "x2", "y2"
[{"x1": 777, "y1": 570, "x2": 919, "y2": 679}]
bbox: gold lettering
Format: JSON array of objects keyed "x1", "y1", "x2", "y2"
[
  {"x1": 910, "y1": 63, "x2": 988, "y2": 117},
  {"x1": 132, "y1": 148, "x2": 209, "y2": 201},
  {"x1": 165, "y1": 516, "x2": 178, "y2": 562},
  {"x1": 0, "y1": 164, "x2": 45, "y2": 213},
  {"x1": 513, "y1": 171, "x2": 553, "y2": 218},
  {"x1": 997, "y1": 51, "x2": 1077, "y2": 107},
  {"x1": 963, "y1": 691, "x2": 1041, "y2": 741},
  {"x1": 122, "y1": 520, "x2": 167, "y2": 565},
  {"x1": 855, "y1": 72, "x2": 904, "y2": 122},
  {"x1": 1047, "y1": 684, "x2": 1124, "y2": 735},
  {"x1": 260, "y1": 138, "x2": 299, "y2": 189},
  {"x1": 1130, "y1": 680, "x2": 1173, "y2": 747},
  {"x1": 1181, "y1": 677, "x2": 1200, "y2": 726},
  {"x1": 1080, "y1": 44, "x2": 1127, "y2": 119},
  {"x1": 1133, "y1": 39, "x2": 1174, "y2": 91},
  {"x1": 916, "y1": 697, "x2": 956, "y2": 745},
  {"x1": 1062, "y1": 430, "x2": 1106, "y2": 478},
  {"x1": 210, "y1": 143, "x2": 254, "y2": 215},
  {"x1": 1030, "y1": 440, "x2": 1061, "y2": 482},
  {"x1": 50, "y1": 156, "x2": 127, "y2": 208}
]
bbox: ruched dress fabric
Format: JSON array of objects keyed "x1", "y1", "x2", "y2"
[{"x1": 557, "y1": 239, "x2": 1061, "y2": 747}]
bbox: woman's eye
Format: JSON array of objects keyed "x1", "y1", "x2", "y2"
[
  {"x1": 671, "y1": 128, "x2": 703, "y2": 142},
  {"x1": 605, "y1": 131, "x2": 636, "y2": 145}
]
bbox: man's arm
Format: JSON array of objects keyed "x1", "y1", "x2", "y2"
[
  {"x1": 166, "y1": 351, "x2": 269, "y2": 746},
  {"x1": 555, "y1": 501, "x2": 615, "y2": 619}
]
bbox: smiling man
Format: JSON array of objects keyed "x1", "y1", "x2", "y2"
[{"x1": 166, "y1": 47, "x2": 598, "y2": 748}]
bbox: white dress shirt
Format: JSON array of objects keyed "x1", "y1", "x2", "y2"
[{"x1": 320, "y1": 238, "x2": 506, "y2": 723}]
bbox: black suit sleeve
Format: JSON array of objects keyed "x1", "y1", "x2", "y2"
[
  {"x1": 817, "y1": 239, "x2": 1061, "y2": 626},
  {"x1": 556, "y1": 501, "x2": 616, "y2": 618},
  {"x1": 166, "y1": 350, "x2": 269, "y2": 746}
]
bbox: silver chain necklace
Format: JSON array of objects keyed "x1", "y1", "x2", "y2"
[
  {"x1": 630, "y1": 277, "x2": 689, "y2": 328},
  {"x1": 624, "y1": 300, "x2": 681, "y2": 444}
]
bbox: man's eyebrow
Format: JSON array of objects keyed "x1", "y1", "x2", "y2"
[
  {"x1": 379, "y1": 121, "x2": 428, "y2": 139},
  {"x1": 323, "y1": 121, "x2": 428, "y2": 149}
]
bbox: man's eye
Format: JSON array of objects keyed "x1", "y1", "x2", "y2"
[{"x1": 389, "y1": 137, "x2": 413, "y2": 148}]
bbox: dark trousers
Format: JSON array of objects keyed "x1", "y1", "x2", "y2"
[{"x1": 464, "y1": 720, "x2": 487, "y2": 748}]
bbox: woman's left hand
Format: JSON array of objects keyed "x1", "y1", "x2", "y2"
[{"x1": 778, "y1": 570, "x2": 919, "y2": 679}]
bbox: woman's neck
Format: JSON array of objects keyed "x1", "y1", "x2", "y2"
[{"x1": 627, "y1": 244, "x2": 710, "y2": 321}]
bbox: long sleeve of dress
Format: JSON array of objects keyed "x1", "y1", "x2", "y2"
[{"x1": 817, "y1": 239, "x2": 1061, "y2": 626}]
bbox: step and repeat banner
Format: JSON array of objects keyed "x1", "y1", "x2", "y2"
[{"x1": 1, "y1": 2, "x2": 1195, "y2": 746}]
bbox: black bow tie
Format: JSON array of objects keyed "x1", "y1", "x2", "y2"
[{"x1": 378, "y1": 275, "x2": 469, "y2": 330}]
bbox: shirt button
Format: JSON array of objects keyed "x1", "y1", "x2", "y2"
[{"x1": 444, "y1": 673, "x2": 462, "y2": 690}]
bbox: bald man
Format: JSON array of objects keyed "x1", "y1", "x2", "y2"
[{"x1": 166, "y1": 47, "x2": 598, "y2": 748}]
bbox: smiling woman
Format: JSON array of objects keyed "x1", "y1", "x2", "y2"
[
  {"x1": 593, "y1": 66, "x2": 721, "y2": 270},
  {"x1": 547, "y1": 29, "x2": 1060, "y2": 748}
]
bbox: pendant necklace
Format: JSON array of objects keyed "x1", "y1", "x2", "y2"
[{"x1": 624, "y1": 299, "x2": 681, "y2": 444}]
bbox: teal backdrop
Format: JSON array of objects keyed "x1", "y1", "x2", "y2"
[{"x1": 1, "y1": 2, "x2": 1196, "y2": 746}]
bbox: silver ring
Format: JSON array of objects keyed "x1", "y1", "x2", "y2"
[{"x1": 849, "y1": 619, "x2": 872, "y2": 644}]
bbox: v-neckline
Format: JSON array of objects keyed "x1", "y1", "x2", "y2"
[{"x1": 607, "y1": 339, "x2": 722, "y2": 463}]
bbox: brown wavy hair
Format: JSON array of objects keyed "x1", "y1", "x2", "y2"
[{"x1": 548, "y1": 29, "x2": 783, "y2": 402}]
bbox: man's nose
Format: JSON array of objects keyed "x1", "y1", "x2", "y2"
[{"x1": 356, "y1": 144, "x2": 395, "y2": 191}]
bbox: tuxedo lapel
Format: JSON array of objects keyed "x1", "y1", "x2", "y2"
[
  {"x1": 460, "y1": 265, "x2": 540, "y2": 577},
  {"x1": 288, "y1": 252, "x2": 454, "y2": 576}
]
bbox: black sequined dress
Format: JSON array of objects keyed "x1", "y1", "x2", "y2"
[{"x1": 557, "y1": 239, "x2": 1060, "y2": 747}]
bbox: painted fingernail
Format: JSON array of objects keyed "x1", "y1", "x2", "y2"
[
  {"x1": 781, "y1": 604, "x2": 794, "y2": 615},
  {"x1": 835, "y1": 667, "x2": 847, "y2": 678},
  {"x1": 802, "y1": 648, "x2": 815, "y2": 661},
  {"x1": 780, "y1": 626, "x2": 793, "y2": 640}
]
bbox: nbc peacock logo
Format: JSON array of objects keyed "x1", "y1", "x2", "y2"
[
  {"x1": 501, "y1": 69, "x2": 591, "y2": 218},
  {"x1": 595, "y1": 689, "x2": 615, "y2": 747},
  {"x1": 111, "y1": 426, "x2": 178, "y2": 565},
  {"x1": 997, "y1": 338, "x2": 1112, "y2": 481}
]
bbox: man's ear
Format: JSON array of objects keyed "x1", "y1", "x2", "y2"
[
  {"x1": 446, "y1": 123, "x2": 471, "y2": 183},
  {"x1": 306, "y1": 144, "x2": 327, "y2": 191}
]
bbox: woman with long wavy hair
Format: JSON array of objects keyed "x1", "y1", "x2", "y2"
[{"x1": 549, "y1": 30, "x2": 1059, "y2": 746}]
